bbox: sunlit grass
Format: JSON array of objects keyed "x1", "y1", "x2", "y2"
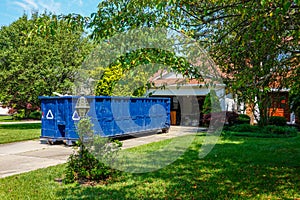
[
  {"x1": 0, "y1": 123, "x2": 41, "y2": 144},
  {"x1": 0, "y1": 115, "x2": 19, "y2": 122},
  {"x1": 1, "y1": 134, "x2": 300, "y2": 199}
]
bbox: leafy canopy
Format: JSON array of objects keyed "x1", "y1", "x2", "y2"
[
  {"x1": 0, "y1": 13, "x2": 91, "y2": 117},
  {"x1": 88, "y1": 0, "x2": 299, "y2": 125}
]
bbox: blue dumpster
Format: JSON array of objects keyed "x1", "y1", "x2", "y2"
[{"x1": 39, "y1": 96, "x2": 170, "y2": 144}]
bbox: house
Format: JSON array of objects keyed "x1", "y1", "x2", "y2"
[
  {"x1": 147, "y1": 70, "x2": 227, "y2": 126},
  {"x1": 147, "y1": 70, "x2": 296, "y2": 126}
]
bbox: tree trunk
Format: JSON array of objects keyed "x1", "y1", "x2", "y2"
[{"x1": 257, "y1": 92, "x2": 270, "y2": 127}]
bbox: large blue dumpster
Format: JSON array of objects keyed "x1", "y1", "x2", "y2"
[{"x1": 39, "y1": 96, "x2": 170, "y2": 144}]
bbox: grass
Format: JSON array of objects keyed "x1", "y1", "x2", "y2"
[
  {"x1": 0, "y1": 123, "x2": 41, "y2": 144},
  {"x1": 1, "y1": 133, "x2": 300, "y2": 199},
  {"x1": 0, "y1": 115, "x2": 20, "y2": 122}
]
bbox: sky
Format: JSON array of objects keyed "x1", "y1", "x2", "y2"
[{"x1": 0, "y1": 0, "x2": 100, "y2": 27}]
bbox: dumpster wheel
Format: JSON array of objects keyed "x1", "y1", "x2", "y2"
[
  {"x1": 162, "y1": 128, "x2": 169, "y2": 133},
  {"x1": 47, "y1": 139, "x2": 54, "y2": 145}
]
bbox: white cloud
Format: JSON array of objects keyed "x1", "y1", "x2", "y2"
[
  {"x1": 69, "y1": 0, "x2": 83, "y2": 7},
  {"x1": 23, "y1": 0, "x2": 38, "y2": 9},
  {"x1": 13, "y1": 1, "x2": 30, "y2": 11},
  {"x1": 13, "y1": 0, "x2": 61, "y2": 13},
  {"x1": 37, "y1": 0, "x2": 61, "y2": 13}
]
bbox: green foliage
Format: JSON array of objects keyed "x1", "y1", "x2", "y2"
[
  {"x1": 202, "y1": 90, "x2": 221, "y2": 114},
  {"x1": 224, "y1": 124, "x2": 298, "y2": 138},
  {"x1": 88, "y1": 2, "x2": 200, "y2": 97},
  {"x1": 0, "y1": 12, "x2": 91, "y2": 116},
  {"x1": 228, "y1": 124, "x2": 260, "y2": 133},
  {"x1": 263, "y1": 125, "x2": 297, "y2": 136},
  {"x1": 202, "y1": 93, "x2": 211, "y2": 115},
  {"x1": 236, "y1": 114, "x2": 251, "y2": 124},
  {"x1": 181, "y1": 1, "x2": 299, "y2": 126},
  {"x1": 13, "y1": 110, "x2": 41, "y2": 120},
  {"x1": 65, "y1": 118, "x2": 122, "y2": 184},
  {"x1": 64, "y1": 147, "x2": 112, "y2": 184},
  {"x1": 93, "y1": 47, "x2": 193, "y2": 97},
  {"x1": 88, "y1": 0, "x2": 169, "y2": 40},
  {"x1": 28, "y1": 111, "x2": 42, "y2": 120},
  {"x1": 94, "y1": 64, "x2": 123, "y2": 96},
  {"x1": 12, "y1": 109, "x2": 26, "y2": 120},
  {"x1": 90, "y1": 0, "x2": 299, "y2": 126},
  {"x1": 268, "y1": 116, "x2": 287, "y2": 126}
]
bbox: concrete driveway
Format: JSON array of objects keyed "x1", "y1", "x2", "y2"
[
  {"x1": 0, "y1": 140, "x2": 73, "y2": 178},
  {"x1": 0, "y1": 126, "x2": 205, "y2": 178}
]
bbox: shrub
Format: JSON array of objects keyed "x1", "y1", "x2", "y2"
[
  {"x1": 12, "y1": 109, "x2": 26, "y2": 120},
  {"x1": 223, "y1": 124, "x2": 298, "y2": 138},
  {"x1": 236, "y1": 114, "x2": 251, "y2": 124},
  {"x1": 228, "y1": 124, "x2": 259, "y2": 132},
  {"x1": 28, "y1": 111, "x2": 41, "y2": 119},
  {"x1": 262, "y1": 125, "x2": 298, "y2": 136},
  {"x1": 226, "y1": 111, "x2": 239, "y2": 125},
  {"x1": 203, "y1": 90, "x2": 221, "y2": 114},
  {"x1": 64, "y1": 118, "x2": 122, "y2": 184},
  {"x1": 202, "y1": 111, "x2": 238, "y2": 127},
  {"x1": 65, "y1": 147, "x2": 112, "y2": 183},
  {"x1": 202, "y1": 112, "x2": 225, "y2": 127},
  {"x1": 268, "y1": 116, "x2": 287, "y2": 126}
]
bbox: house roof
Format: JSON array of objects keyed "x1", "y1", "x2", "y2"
[
  {"x1": 148, "y1": 70, "x2": 224, "y2": 87},
  {"x1": 149, "y1": 69, "x2": 205, "y2": 87}
]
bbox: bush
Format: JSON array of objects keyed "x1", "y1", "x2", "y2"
[
  {"x1": 228, "y1": 124, "x2": 259, "y2": 132},
  {"x1": 65, "y1": 147, "x2": 112, "y2": 184},
  {"x1": 223, "y1": 124, "x2": 298, "y2": 138},
  {"x1": 268, "y1": 116, "x2": 287, "y2": 126},
  {"x1": 226, "y1": 111, "x2": 239, "y2": 125},
  {"x1": 236, "y1": 114, "x2": 251, "y2": 124},
  {"x1": 64, "y1": 118, "x2": 122, "y2": 184},
  {"x1": 28, "y1": 111, "x2": 41, "y2": 119},
  {"x1": 202, "y1": 111, "x2": 238, "y2": 127},
  {"x1": 12, "y1": 109, "x2": 26, "y2": 120},
  {"x1": 202, "y1": 112, "x2": 225, "y2": 127},
  {"x1": 203, "y1": 90, "x2": 221, "y2": 114},
  {"x1": 262, "y1": 125, "x2": 298, "y2": 136}
]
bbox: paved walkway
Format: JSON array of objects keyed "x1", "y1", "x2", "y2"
[{"x1": 0, "y1": 126, "x2": 206, "y2": 178}]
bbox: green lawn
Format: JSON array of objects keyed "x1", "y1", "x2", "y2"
[
  {"x1": 1, "y1": 134, "x2": 300, "y2": 199},
  {"x1": 0, "y1": 115, "x2": 19, "y2": 122},
  {"x1": 0, "y1": 123, "x2": 41, "y2": 144}
]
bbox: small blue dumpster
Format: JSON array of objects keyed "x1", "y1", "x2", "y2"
[{"x1": 39, "y1": 96, "x2": 170, "y2": 144}]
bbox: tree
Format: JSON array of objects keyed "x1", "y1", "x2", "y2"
[
  {"x1": 0, "y1": 13, "x2": 91, "y2": 117},
  {"x1": 81, "y1": 0, "x2": 299, "y2": 125},
  {"x1": 92, "y1": 48, "x2": 192, "y2": 97},
  {"x1": 85, "y1": 1, "x2": 207, "y2": 97},
  {"x1": 181, "y1": 0, "x2": 299, "y2": 126},
  {"x1": 89, "y1": 0, "x2": 299, "y2": 126}
]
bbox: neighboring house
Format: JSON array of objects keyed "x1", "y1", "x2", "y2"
[
  {"x1": 267, "y1": 90, "x2": 292, "y2": 122},
  {"x1": 239, "y1": 89, "x2": 296, "y2": 125},
  {"x1": 0, "y1": 104, "x2": 9, "y2": 115}
]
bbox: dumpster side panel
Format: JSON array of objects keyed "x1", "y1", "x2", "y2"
[
  {"x1": 41, "y1": 99, "x2": 56, "y2": 139},
  {"x1": 65, "y1": 98, "x2": 79, "y2": 140},
  {"x1": 40, "y1": 96, "x2": 171, "y2": 142},
  {"x1": 41, "y1": 99, "x2": 60, "y2": 140}
]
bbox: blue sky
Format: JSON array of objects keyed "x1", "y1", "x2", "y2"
[{"x1": 0, "y1": 0, "x2": 100, "y2": 27}]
